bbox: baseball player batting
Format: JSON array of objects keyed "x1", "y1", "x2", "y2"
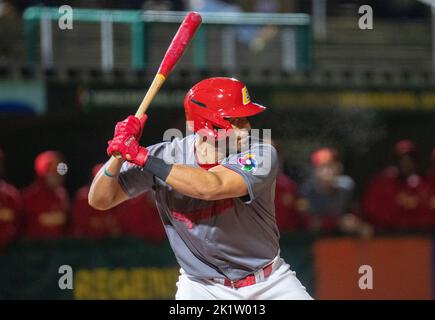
[{"x1": 89, "y1": 77, "x2": 313, "y2": 300}]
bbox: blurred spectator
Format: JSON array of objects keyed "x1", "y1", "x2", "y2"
[
  {"x1": 22, "y1": 151, "x2": 69, "y2": 240},
  {"x1": 0, "y1": 0, "x2": 18, "y2": 17},
  {"x1": 0, "y1": 148, "x2": 22, "y2": 249},
  {"x1": 189, "y1": 0, "x2": 241, "y2": 13},
  {"x1": 141, "y1": 0, "x2": 186, "y2": 11},
  {"x1": 248, "y1": 0, "x2": 280, "y2": 53},
  {"x1": 362, "y1": 140, "x2": 432, "y2": 231},
  {"x1": 0, "y1": 0, "x2": 19, "y2": 63},
  {"x1": 189, "y1": 0, "x2": 280, "y2": 50},
  {"x1": 117, "y1": 191, "x2": 166, "y2": 243},
  {"x1": 189, "y1": 0, "x2": 256, "y2": 46},
  {"x1": 9, "y1": 0, "x2": 185, "y2": 11},
  {"x1": 72, "y1": 163, "x2": 122, "y2": 239},
  {"x1": 142, "y1": 0, "x2": 172, "y2": 10},
  {"x1": 299, "y1": 148, "x2": 366, "y2": 234}
]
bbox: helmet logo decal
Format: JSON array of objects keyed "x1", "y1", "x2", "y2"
[
  {"x1": 238, "y1": 153, "x2": 257, "y2": 172},
  {"x1": 242, "y1": 86, "x2": 251, "y2": 105}
]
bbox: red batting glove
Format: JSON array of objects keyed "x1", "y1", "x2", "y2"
[
  {"x1": 107, "y1": 135, "x2": 149, "y2": 166},
  {"x1": 113, "y1": 115, "x2": 148, "y2": 141}
]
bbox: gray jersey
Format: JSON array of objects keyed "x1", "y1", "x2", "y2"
[{"x1": 118, "y1": 135, "x2": 279, "y2": 281}]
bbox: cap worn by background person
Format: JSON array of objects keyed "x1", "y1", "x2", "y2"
[
  {"x1": 311, "y1": 148, "x2": 339, "y2": 167},
  {"x1": 34, "y1": 151, "x2": 63, "y2": 177}
]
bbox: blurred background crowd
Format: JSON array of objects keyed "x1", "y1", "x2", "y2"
[
  {"x1": 2, "y1": 137, "x2": 435, "y2": 250},
  {"x1": 0, "y1": 148, "x2": 166, "y2": 247}
]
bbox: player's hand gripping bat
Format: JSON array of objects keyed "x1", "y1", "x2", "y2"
[{"x1": 113, "y1": 11, "x2": 202, "y2": 160}]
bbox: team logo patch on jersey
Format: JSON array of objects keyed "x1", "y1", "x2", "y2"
[{"x1": 238, "y1": 153, "x2": 257, "y2": 172}]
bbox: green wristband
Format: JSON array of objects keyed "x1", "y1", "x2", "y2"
[{"x1": 103, "y1": 165, "x2": 117, "y2": 178}]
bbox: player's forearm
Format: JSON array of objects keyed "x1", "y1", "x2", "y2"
[
  {"x1": 165, "y1": 165, "x2": 224, "y2": 200},
  {"x1": 88, "y1": 157, "x2": 124, "y2": 210}
]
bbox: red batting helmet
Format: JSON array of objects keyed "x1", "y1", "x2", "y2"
[{"x1": 184, "y1": 77, "x2": 265, "y2": 140}]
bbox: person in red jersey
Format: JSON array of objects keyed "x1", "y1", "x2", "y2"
[
  {"x1": 0, "y1": 148, "x2": 22, "y2": 249},
  {"x1": 361, "y1": 140, "x2": 432, "y2": 231},
  {"x1": 116, "y1": 191, "x2": 166, "y2": 243},
  {"x1": 72, "y1": 163, "x2": 122, "y2": 239},
  {"x1": 22, "y1": 151, "x2": 69, "y2": 239}
]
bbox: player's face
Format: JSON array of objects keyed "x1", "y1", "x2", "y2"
[{"x1": 195, "y1": 117, "x2": 252, "y2": 163}]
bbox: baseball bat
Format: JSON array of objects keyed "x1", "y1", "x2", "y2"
[{"x1": 134, "y1": 11, "x2": 202, "y2": 118}]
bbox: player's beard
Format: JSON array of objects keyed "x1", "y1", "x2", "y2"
[
  {"x1": 195, "y1": 136, "x2": 223, "y2": 164},
  {"x1": 195, "y1": 129, "x2": 250, "y2": 164},
  {"x1": 224, "y1": 128, "x2": 250, "y2": 156}
]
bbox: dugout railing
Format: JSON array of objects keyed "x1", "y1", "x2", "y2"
[{"x1": 23, "y1": 7, "x2": 312, "y2": 73}]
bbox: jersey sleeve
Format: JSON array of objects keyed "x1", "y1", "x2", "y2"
[
  {"x1": 118, "y1": 141, "x2": 171, "y2": 198},
  {"x1": 221, "y1": 143, "x2": 279, "y2": 204}
]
